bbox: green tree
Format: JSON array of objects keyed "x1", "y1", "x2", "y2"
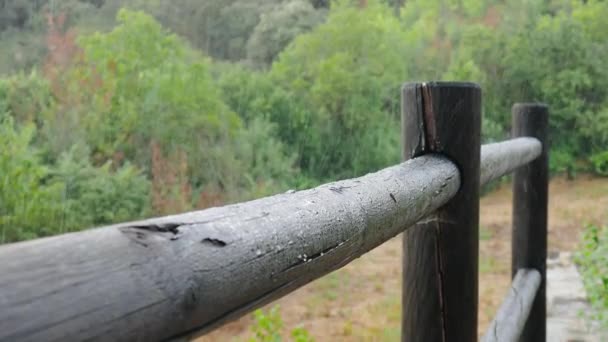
[
  {"x1": 430, "y1": 0, "x2": 608, "y2": 175},
  {"x1": 73, "y1": 9, "x2": 240, "y2": 182},
  {"x1": 271, "y1": 0, "x2": 406, "y2": 179},
  {"x1": 215, "y1": 63, "x2": 309, "y2": 173},
  {"x1": 72, "y1": 9, "x2": 296, "y2": 206},
  {"x1": 0, "y1": 112, "x2": 150, "y2": 243},
  {"x1": 0, "y1": 114, "x2": 62, "y2": 243},
  {"x1": 0, "y1": 70, "x2": 53, "y2": 126},
  {"x1": 246, "y1": 0, "x2": 326, "y2": 68},
  {"x1": 51, "y1": 143, "x2": 150, "y2": 231}
]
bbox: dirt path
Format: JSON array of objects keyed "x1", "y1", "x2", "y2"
[{"x1": 197, "y1": 176, "x2": 608, "y2": 341}]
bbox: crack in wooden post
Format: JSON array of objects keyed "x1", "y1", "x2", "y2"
[
  {"x1": 433, "y1": 221, "x2": 448, "y2": 342},
  {"x1": 421, "y1": 83, "x2": 438, "y2": 150},
  {"x1": 402, "y1": 82, "x2": 481, "y2": 342}
]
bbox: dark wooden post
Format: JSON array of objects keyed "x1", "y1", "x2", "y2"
[
  {"x1": 511, "y1": 103, "x2": 549, "y2": 342},
  {"x1": 401, "y1": 82, "x2": 481, "y2": 342}
]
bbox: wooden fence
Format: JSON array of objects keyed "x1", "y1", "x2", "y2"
[{"x1": 0, "y1": 82, "x2": 548, "y2": 342}]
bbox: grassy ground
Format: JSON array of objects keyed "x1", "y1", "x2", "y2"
[{"x1": 197, "y1": 176, "x2": 608, "y2": 341}]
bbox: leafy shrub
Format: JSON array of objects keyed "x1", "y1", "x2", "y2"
[
  {"x1": 441, "y1": 0, "x2": 608, "y2": 175},
  {"x1": 72, "y1": 9, "x2": 296, "y2": 207},
  {"x1": 215, "y1": 63, "x2": 313, "y2": 171},
  {"x1": 248, "y1": 306, "x2": 314, "y2": 342},
  {"x1": 233, "y1": 117, "x2": 298, "y2": 198},
  {"x1": 246, "y1": 0, "x2": 325, "y2": 68},
  {"x1": 270, "y1": 0, "x2": 404, "y2": 179},
  {"x1": 51, "y1": 144, "x2": 150, "y2": 230},
  {"x1": 0, "y1": 114, "x2": 150, "y2": 243},
  {"x1": 0, "y1": 115, "x2": 63, "y2": 243},
  {"x1": 590, "y1": 151, "x2": 608, "y2": 177},
  {"x1": 249, "y1": 306, "x2": 283, "y2": 342},
  {"x1": 575, "y1": 223, "x2": 608, "y2": 328},
  {"x1": 550, "y1": 149, "x2": 578, "y2": 179},
  {"x1": 0, "y1": 70, "x2": 53, "y2": 125},
  {"x1": 291, "y1": 327, "x2": 314, "y2": 342},
  {"x1": 74, "y1": 8, "x2": 238, "y2": 166}
]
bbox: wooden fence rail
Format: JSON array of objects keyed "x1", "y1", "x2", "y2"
[
  {"x1": 0, "y1": 82, "x2": 549, "y2": 342},
  {"x1": 482, "y1": 269, "x2": 542, "y2": 342},
  {"x1": 480, "y1": 138, "x2": 541, "y2": 186}
]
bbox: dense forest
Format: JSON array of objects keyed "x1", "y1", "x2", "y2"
[{"x1": 1, "y1": 0, "x2": 608, "y2": 244}]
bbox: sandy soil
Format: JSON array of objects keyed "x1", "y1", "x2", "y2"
[{"x1": 197, "y1": 176, "x2": 608, "y2": 342}]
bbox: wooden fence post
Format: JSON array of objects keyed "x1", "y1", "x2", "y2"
[
  {"x1": 401, "y1": 82, "x2": 481, "y2": 342},
  {"x1": 512, "y1": 103, "x2": 549, "y2": 342}
]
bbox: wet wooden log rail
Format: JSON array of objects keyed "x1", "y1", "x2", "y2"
[
  {"x1": 0, "y1": 83, "x2": 549, "y2": 342},
  {"x1": 482, "y1": 268, "x2": 542, "y2": 342}
]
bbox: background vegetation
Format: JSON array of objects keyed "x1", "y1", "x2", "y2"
[
  {"x1": 0, "y1": 0, "x2": 606, "y2": 330},
  {"x1": 575, "y1": 223, "x2": 608, "y2": 329}
]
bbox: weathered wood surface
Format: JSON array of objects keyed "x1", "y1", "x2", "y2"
[
  {"x1": 401, "y1": 82, "x2": 481, "y2": 342},
  {"x1": 480, "y1": 137, "x2": 541, "y2": 187},
  {"x1": 512, "y1": 103, "x2": 549, "y2": 342},
  {"x1": 0, "y1": 155, "x2": 460, "y2": 342},
  {"x1": 481, "y1": 269, "x2": 542, "y2": 342}
]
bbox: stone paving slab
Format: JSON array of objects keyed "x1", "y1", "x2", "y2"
[{"x1": 547, "y1": 252, "x2": 606, "y2": 342}]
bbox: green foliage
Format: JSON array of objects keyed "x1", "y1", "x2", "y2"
[
  {"x1": 246, "y1": 1, "x2": 325, "y2": 68},
  {"x1": 550, "y1": 149, "x2": 578, "y2": 179},
  {"x1": 6, "y1": 69, "x2": 92, "y2": 162},
  {"x1": 116, "y1": 0, "x2": 328, "y2": 64},
  {"x1": 504, "y1": 11, "x2": 608, "y2": 158},
  {"x1": 590, "y1": 151, "x2": 608, "y2": 177},
  {"x1": 233, "y1": 117, "x2": 297, "y2": 197},
  {"x1": 74, "y1": 10, "x2": 241, "y2": 192},
  {"x1": 0, "y1": 115, "x2": 62, "y2": 243},
  {"x1": 0, "y1": 1, "x2": 45, "y2": 75},
  {"x1": 0, "y1": 0, "x2": 109, "y2": 76},
  {"x1": 76, "y1": 8, "x2": 229, "y2": 157},
  {"x1": 4, "y1": 0, "x2": 608, "y2": 247},
  {"x1": 215, "y1": 64, "x2": 298, "y2": 127},
  {"x1": 249, "y1": 307, "x2": 283, "y2": 342},
  {"x1": 290, "y1": 327, "x2": 314, "y2": 342},
  {"x1": 72, "y1": 9, "x2": 295, "y2": 205},
  {"x1": 440, "y1": 0, "x2": 608, "y2": 175},
  {"x1": 215, "y1": 63, "x2": 309, "y2": 182},
  {"x1": 0, "y1": 70, "x2": 53, "y2": 125},
  {"x1": 0, "y1": 1, "x2": 330, "y2": 71},
  {"x1": 0, "y1": 8, "x2": 301, "y2": 241},
  {"x1": 575, "y1": 223, "x2": 608, "y2": 328},
  {"x1": 0, "y1": 113, "x2": 150, "y2": 243},
  {"x1": 271, "y1": 0, "x2": 404, "y2": 179},
  {"x1": 247, "y1": 306, "x2": 314, "y2": 342},
  {"x1": 51, "y1": 144, "x2": 150, "y2": 230}
]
